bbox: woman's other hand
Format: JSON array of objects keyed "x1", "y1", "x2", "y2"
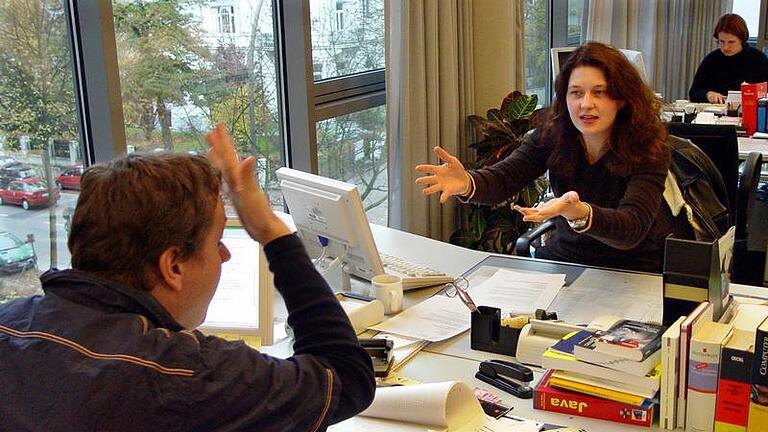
[
  {"x1": 415, "y1": 147, "x2": 472, "y2": 204},
  {"x1": 514, "y1": 191, "x2": 589, "y2": 222}
]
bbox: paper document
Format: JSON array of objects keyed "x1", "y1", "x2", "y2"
[
  {"x1": 329, "y1": 381, "x2": 538, "y2": 432},
  {"x1": 468, "y1": 268, "x2": 565, "y2": 315},
  {"x1": 370, "y1": 296, "x2": 470, "y2": 342},
  {"x1": 204, "y1": 234, "x2": 259, "y2": 327}
]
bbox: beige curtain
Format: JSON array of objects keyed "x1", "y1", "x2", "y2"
[
  {"x1": 584, "y1": 0, "x2": 731, "y2": 101},
  {"x1": 385, "y1": 0, "x2": 525, "y2": 240},
  {"x1": 385, "y1": 0, "x2": 473, "y2": 240}
]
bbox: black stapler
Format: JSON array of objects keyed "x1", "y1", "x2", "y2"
[
  {"x1": 475, "y1": 359, "x2": 534, "y2": 399},
  {"x1": 359, "y1": 338, "x2": 394, "y2": 377}
]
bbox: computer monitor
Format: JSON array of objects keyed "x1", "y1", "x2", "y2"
[
  {"x1": 199, "y1": 227, "x2": 274, "y2": 345},
  {"x1": 276, "y1": 167, "x2": 385, "y2": 289},
  {"x1": 550, "y1": 47, "x2": 648, "y2": 84},
  {"x1": 550, "y1": 47, "x2": 578, "y2": 84},
  {"x1": 618, "y1": 48, "x2": 647, "y2": 83}
]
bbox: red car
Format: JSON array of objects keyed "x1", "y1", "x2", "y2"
[
  {"x1": 55, "y1": 164, "x2": 84, "y2": 190},
  {"x1": 0, "y1": 178, "x2": 60, "y2": 210}
]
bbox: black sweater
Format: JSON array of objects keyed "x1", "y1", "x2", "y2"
[
  {"x1": 467, "y1": 133, "x2": 686, "y2": 273},
  {"x1": 689, "y1": 46, "x2": 768, "y2": 102},
  {"x1": 0, "y1": 234, "x2": 375, "y2": 431}
]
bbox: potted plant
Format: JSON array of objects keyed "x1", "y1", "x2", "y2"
[{"x1": 450, "y1": 91, "x2": 549, "y2": 254}]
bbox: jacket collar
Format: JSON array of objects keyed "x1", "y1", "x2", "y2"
[{"x1": 40, "y1": 269, "x2": 184, "y2": 331}]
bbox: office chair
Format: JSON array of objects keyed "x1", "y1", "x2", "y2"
[
  {"x1": 733, "y1": 152, "x2": 765, "y2": 286},
  {"x1": 665, "y1": 123, "x2": 738, "y2": 225}
]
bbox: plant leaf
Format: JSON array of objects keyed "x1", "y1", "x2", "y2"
[{"x1": 507, "y1": 94, "x2": 538, "y2": 121}]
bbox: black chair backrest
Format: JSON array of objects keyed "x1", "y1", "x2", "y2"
[{"x1": 666, "y1": 123, "x2": 739, "y2": 225}]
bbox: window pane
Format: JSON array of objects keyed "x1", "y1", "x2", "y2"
[
  {"x1": 524, "y1": 0, "x2": 550, "y2": 103},
  {"x1": 0, "y1": 0, "x2": 83, "y2": 302},
  {"x1": 309, "y1": 0, "x2": 385, "y2": 81},
  {"x1": 568, "y1": 0, "x2": 586, "y2": 45},
  {"x1": 731, "y1": 0, "x2": 760, "y2": 40},
  {"x1": 316, "y1": 105, "x2": 387, "y2": 225},
  {"x1": 112, "y1": 1, "x2": 285, "y2": 211}
]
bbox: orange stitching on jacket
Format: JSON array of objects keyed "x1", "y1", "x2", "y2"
[
  {"x1": 309, "y1": 369, "x2": 334, "y2": 432},
  {"x1": 0, "y1": 324, "x2": 195, "y2": 377}
]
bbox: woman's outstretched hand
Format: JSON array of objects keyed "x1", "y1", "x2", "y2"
[
  {"x1": 415, "y1": 146, "x2": 471, "y2": 203},
  {"x1": 514, "y1": 191, "x2": 589, "y2": 222}
]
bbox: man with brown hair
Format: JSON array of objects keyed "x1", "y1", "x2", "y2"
[{"x1": 0, "y1": 125, "x2": 375, "y2": 431}]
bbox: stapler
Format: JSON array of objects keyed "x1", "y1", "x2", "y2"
[
  {"x1": 359, "y1": 338, "x2": 394, "y2": 377},
  {"x1": 475, "y1": 359, "x2": 534, "y2": 399}
]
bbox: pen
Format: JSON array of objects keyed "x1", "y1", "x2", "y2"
[{"x1": 339, "y1": 291, "x2": 376, "y2": 302}]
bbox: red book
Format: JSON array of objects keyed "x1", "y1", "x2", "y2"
[
  {"x1": 714, "y1": 331, "x2": 753, "y2": 431},
  {"x1": 534, "y1": 369, "x2": 655, "y2": 427},
  {"x1": 742, "y1": 82, "x2": 767, "y2": 136}
]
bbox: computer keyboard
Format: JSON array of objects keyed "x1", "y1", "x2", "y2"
[{"x1": 379, "y1": 253, "x2": 455, "y2": 290}]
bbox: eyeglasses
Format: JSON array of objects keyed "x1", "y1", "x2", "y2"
[{"x1": 443, "y1": 277, "x2": 478, "y2": 313}]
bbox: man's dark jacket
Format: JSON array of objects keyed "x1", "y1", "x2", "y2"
[{"x1": 0, "y1": 234, "x2": 375, "y2": 431}]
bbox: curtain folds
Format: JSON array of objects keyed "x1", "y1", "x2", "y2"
[
  {"x1": 584, "y1": 0, "x2": 732, "y2": 101},
  {"x1": 385, "y1": 0, "x2": 473, "y2": 240},
  {"x1": 386, "y1": 0, "x2": 525, "y2": 240}
]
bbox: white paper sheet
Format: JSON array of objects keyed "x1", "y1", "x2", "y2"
[
  {"x1": 467, "y1": 268, "x2": 565, "y2": 315},
  {"x1": 370, "y1": 296, "x2": 471, "y2": 342}
]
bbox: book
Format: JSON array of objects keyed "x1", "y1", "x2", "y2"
[
  {"x1": 747, "y1": 316, "x2": 768, "y2": 432},
  {"x1": 714, "y1": 330, "x2": 755, "y2": 432},
  {"x1": 677, "y1": 301, "x2": 714, "y2": 429},
  {"x1": 328, "y1": 381, "x2": 528, "y2": 432},
  {"x1": 686, "y1": 320, "x2": 733, "y2": 432},
  {"x1": 573, "y1": 332, "x2": 661, "y2": 377},
  {"x1": 550, "y1": 369, "x2": 658, "y2": 399},
  {"x1": 742, "y1": 82, "x2": 767, "y2": 136},
  {"x1": 594, "y1": 319, "x2": 664, "y2": 361},
  {"x1": 548, "y1": 373, "x2": 647, "y2": 406},
  {"x1": 541, "y1": 341, "x2": 662, "y2": 392},
  {"x1": 661, "y1": 315, "x2": 685, "y2": 430},
  {"x1": 534, "y1": 369, "x2": 655, "y2": 427}
]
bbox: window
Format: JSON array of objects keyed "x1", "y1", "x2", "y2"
[
  {"x1": 217, "y1": 5, "x2": 236, "y2": 34},
  {"x1": 310, "y1": 0, "x2": 384, "y2": 80},
  {"x1": 523, "y1": 0, "x2": 550, "y2": 103},
  {"x1": 112, "y1": 1, "x2": 285, "y2": 210},
  {"x1": 0, "y1": 0, "x2": 83, "y2": 302},
  {"x1": 731, "y1": 0, "x2": 760, "y2": 44},
  {"x1": 334, "y1": 1, "x2": 345, "y2": 31},
  {"x1": 309, "y1": 0, "x2": 386, "y2": 223},
  {"x1": 316, "y1": 105, "x2": 387, "y2": 225}
]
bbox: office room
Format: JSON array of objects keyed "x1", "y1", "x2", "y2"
[{"x1": 1, "y1": 0, "x2": 768, "y2": 430}]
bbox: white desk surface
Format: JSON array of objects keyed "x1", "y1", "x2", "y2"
[
  {"x1": 262, "y1": 223, "x2": 768, "y2": 432},
  {"x1": 739, "y1": 136, "x2": 768, "y2": 157}
]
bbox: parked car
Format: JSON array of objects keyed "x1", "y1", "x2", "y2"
[
  {"x1": 0, "y1": 178, "x2": 60, "y2": 210},
  {"x1": 0, "y1": 156, "x2": 19, "y2": 169},
  {"x1": 55, "y1": 164, "x2": 83, "y2": 190},
  {"x1": 0, "y1": 231, "x2": 36, "y2": 274},
  {"x1": 0, "y1": 164, "x2": 38, "y2": 185}
]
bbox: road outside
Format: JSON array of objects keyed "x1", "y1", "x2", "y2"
[{"x1": 0, "y1": 190, "x2": 78, "y2": 301}]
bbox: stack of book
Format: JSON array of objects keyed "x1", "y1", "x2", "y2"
[{"x1": 535, "y1": 319, "x2": 664, "y2": 428}]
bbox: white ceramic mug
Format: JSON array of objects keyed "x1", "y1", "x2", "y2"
[{"x1": 371, "y1": 274, "x2": 403, "y2": 315}]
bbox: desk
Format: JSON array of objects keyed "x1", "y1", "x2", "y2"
[
  {"x1": 263, "y1": 224, "x2": 768, "y2": 431},
  {"x1": 739, "y1": 136, "x2": 768, "y2": 158}
]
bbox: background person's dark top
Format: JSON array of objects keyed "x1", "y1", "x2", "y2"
[
  {"x1": 467, "y1": 132, "x2": 687, "y2": 273},
  {"x1": 689, "y1": 45, "x2": 768, "y2": 102}
]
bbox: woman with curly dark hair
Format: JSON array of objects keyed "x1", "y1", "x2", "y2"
[{"x1": 415, "y1": 42, "x2": 690, "y2": 273}]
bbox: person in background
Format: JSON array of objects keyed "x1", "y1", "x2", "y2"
[
  {"x1": 689, "y1": 13, "x2": 768, "y2": 104},
  {"x1": 0, "y1": 124, "x2": 374, "y2": 431},
  {"x1": 416, "y1": 42, "x2": 692, "y2": 273}
]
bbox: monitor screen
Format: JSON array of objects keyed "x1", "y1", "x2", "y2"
[
  {"x1": 199, "y1": 227, "x2": 274, "y2": 346},
  {"x1": 550, "y1": 47, "x2": 578, "y2": 85},
  {"x1": 276, "y1": 167, "x2": 385, "y2": 282}
]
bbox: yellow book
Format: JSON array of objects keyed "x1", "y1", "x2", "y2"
[{"x1": 549, "y1": 375, "x2": 647, "y2": 406}]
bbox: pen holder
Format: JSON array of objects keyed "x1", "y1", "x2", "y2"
[{"x1": 470, "y1": 306, "x2": 521, "y2": 356}]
